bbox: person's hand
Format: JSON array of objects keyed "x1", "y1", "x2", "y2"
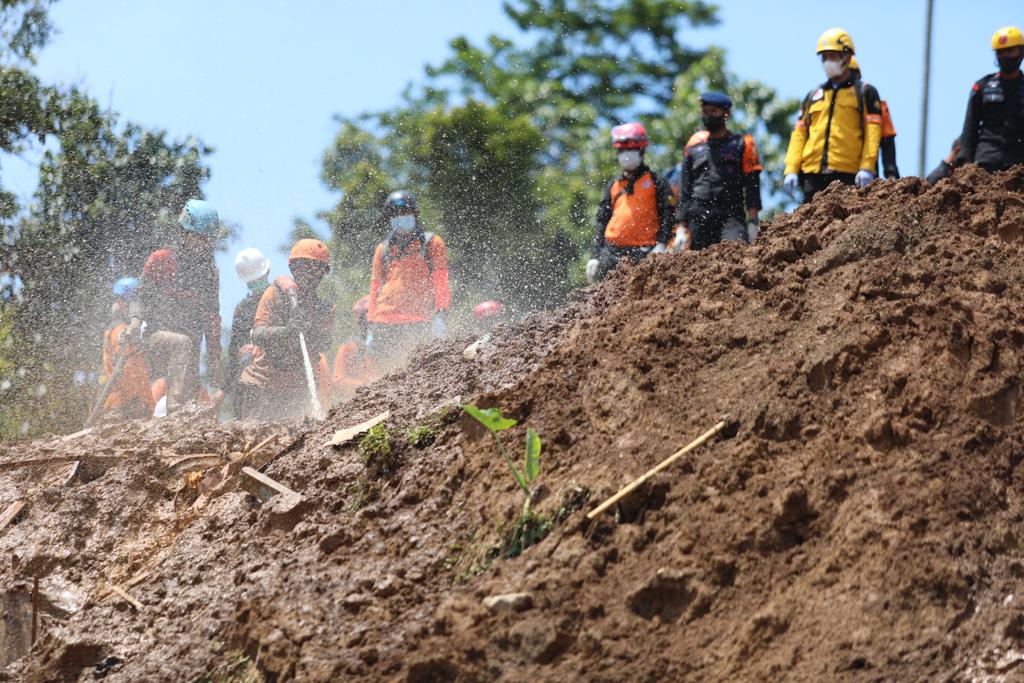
[
  {"x1": 431, "y1": 314, "x2": 447, "y2": 338},
  {"x1": 672, "y1": 225, "x2": 690, "y2": 253},
  {"x1": 585, "y1": 258, "x2": 599, "y2": 284},
  {"x1": 783, "y1": 173, "x2": 799, "y2": 197},
  {"x1": 651, "y1": 243, "x2": 667, "y2": 255},
  {"x1": 855, "y1": 170, "x2": 875, "y2": 188}
]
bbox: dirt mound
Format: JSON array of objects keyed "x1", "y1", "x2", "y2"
[{"x1": 4, "y1": 165, "x2": 1024, "y2": 681}]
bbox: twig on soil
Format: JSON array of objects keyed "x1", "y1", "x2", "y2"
[
  {"x1": 60, "y1": 427, "x2": 93, "y2": 442},
  {"x1": 106, "y1": 584, "x2": 143, "y2": 611},
  {"x1": 586, "y1": 420, "x2": 727, "y2": 520},
  {"x1": 0, "y1": 455, "x2": 125, "y2": 472},
  {"x1": 0, "y1": 500, "x2": 26, "y2": 534},
  {"x1": 165, "y1": 453, "x2": 224, "y2": 471},
  {"x1": 239, "y1": 466, "x2": 300, "y2": 503}
]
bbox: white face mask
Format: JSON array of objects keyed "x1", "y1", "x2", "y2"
[
  {"x1": 618, "y1": 150, "x2": 642, "y2": 171},
  {"x1": 822, "y1": 58, "x2": 845, "y2": 79},
  {"x1": 390, "y1": 215, "x2": 416, "y2": 232}
]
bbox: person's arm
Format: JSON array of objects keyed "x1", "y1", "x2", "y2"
[
  {"x1": 654, "y1": 173, "x2": 674, "y2": 245},
  {"x1": 250, "y1": 286, "x2": 298, "y2": 356},
  {"x1": 880, "y1": 137, "x2": 900, "y2": 178},
  {"x1": 367, "y1": 244, "x2": 384, "y2": 321},
  {"x1": 593, "y1": 181, "x2": 614, "y2": 251},
  {"x1": 741, "y1": 135, "x2": 763, "y2": 218},
  {"x1": 427, "y1": 236, "x2": 451, "y2": 312},
  {"x1": 783, "y1": 94, "x2": 812, "y2": 176},
  {"x1": 225, "y1": 303, "x2": 246, "y2": 389},
  {"x1": 956, "y1": 81, "x2": 983, "y2": 165},
  {"x1": 858, "y1": 84, "x2": 884, "y2": 172},
  {"x1": 675, "y1": 153, "x2": 695, "y2": 224}
]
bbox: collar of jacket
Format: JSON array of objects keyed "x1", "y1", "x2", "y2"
[
  {"x1": 619, "y1": 163, "x2": 651, "y2": 181},
  {"x1": 822, "y1": 76, "x2": 857, "y2": 91}
]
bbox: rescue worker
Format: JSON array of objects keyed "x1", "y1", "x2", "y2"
[
  {"x1": 783, "y1": 29, "x2": 883, "y2": 204},
  {"x1": 126, "y1": 199, "x2": 222, "y2": 413},
  {"x1": 367, "y1": 191, "x2": 451, "y2": 370},
  {"x1": 848, "y1": 56, "x2": 900, "y2": 179},
  {"x1": 587, "y1": 122, "x2": 673, "y2": 283},
  {"x1": 672, "y1": 92, "x2": 762, "y2": 252},
  {"x1": 100, "y1": 277, "x2": 154, "y2": 420},
  {"x1": 227, "y1": 247, "x2": 271, "y2": 409},
  {"x1": 957, "y1": 26, "x2": 1024, "y2": 172},
  {"x1": 331, "y1": 295, "x2": 380, "y2": 403},
  {"x1": 927, "y1": 137, "x2": 961, "y2": 185},
  {"x1": 238, "y1": 238, "x2": 335, "y2": 421}
]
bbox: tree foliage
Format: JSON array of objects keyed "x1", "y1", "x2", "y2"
[{"x1": 311, "y1": 0, "x2": 798, "y2": 314}]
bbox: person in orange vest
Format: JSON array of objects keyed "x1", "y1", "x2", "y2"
[
  {"x1": 238, "y1": 238, "x2": 335, "y2": 421},
  {"x1": 848, "y1": 56, "x2": 899, "y2": 179},
  {"x1": 125, "y1": 199, "x2": 223, "y2": 413},
  {"x1": 227, "y1": 247, "x2": 271, "y2": 411},
  {"x1": 366, "y1": 191, "x2": 451, "y2": 370},
  {"x1": 586, "y1": 122, "x2": 673, "y2": 283},
  {"x1": 672, "y1": 92, "x2": 763, "y2": 252},
  {"x1": 100, "y1": 277, "x2": 155, "y2": 420},
  {"x1": 331, "y1": 295, "x2": 380, "y2": 403}
]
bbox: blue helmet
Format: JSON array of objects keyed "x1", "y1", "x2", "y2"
[
  {"x1": 699, "y1": 91, "x2": 733, "y2": 109},
  {"x1": 112, "y1": 276, "x2": 139, "y2": 299},
  {"x1": 178, "y1": 199, "x2": 220, "y2": 238}
]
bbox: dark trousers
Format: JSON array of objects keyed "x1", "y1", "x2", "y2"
[
  {"x1": 801, "y1": 172, "x2": 856, "y2": 204},
  {"x1": 689, "y1": 214, "x2": 749, "y2": 251},
  {"x1": 594, "y1": 244, "x2": 651, "y2": 281}
]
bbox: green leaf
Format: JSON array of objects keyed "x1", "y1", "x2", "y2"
[
  {"x1": 462, "y1": 404, "x2": 518, "y2": 432},
  {"x1": 524, "y1": 427, "x2": 541, "y2": 483}
]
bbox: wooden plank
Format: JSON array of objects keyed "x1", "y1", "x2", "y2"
[
  {"x1": 0, "y1": 500, "x2": 26, "y2": 533},
  {"x1": 239, "y1": 466, "x2": 299, "y2": 503},
  {"x1": 106, "y1": 584, "x2": 143, "y2": 611},
  {"x1": 60, "y1": 427, "x2": 94, "y2": 442},
  {"x1": 165, "y1": 454, "x2": 223, "y2": 471},
  {"x1": 324, "y1": 411, "x2": 390, "y2": 447}
]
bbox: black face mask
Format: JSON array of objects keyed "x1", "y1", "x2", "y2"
[
  {"x1": 998, "y1": 54, "x2": 1024, "y2": 74},
  {"x1": 702, "y1": 114, "x2": 726, "y2": 132}
]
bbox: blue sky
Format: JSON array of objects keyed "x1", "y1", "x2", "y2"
[{"x1": 2, "y1": 0, "x2": 1018, "y2": 324}]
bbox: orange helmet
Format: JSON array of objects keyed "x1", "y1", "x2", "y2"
[
  {"x1": 611, "y1": 122, "x2": 649, "y2": 150},
  {"x1": 288, "y1": 238, "x2": 330, "y2": 264}
]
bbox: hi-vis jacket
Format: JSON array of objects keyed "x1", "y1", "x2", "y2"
[
  {"x1": 368, "y1": 233, "x2": 451, "y2": 325},
  {"x1": 594, "y1": 165, "x2": 674, "y2": 249},
  {"x1": 784, "y1": 77, "x2": 883, "y2": 176}
]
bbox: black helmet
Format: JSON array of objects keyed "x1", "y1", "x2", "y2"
[{"x1": 383, "y1": 190, "x2": 418, "y2": 217}]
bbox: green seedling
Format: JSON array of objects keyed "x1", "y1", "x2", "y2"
[
  {"x1": 358, "y1": 424, "x2": 401, "y2": 478},
  {"x1": 463, "y1": 404, "x2": 541, "y2": 509}
]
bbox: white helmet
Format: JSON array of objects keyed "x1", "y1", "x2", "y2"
[{"x1": 234, "y1": 247, "x2": 270, "y2": 283}]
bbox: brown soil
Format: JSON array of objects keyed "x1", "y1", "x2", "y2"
[{"x1": 3, "y1": 165, "x2": 1024, "y2": 682}]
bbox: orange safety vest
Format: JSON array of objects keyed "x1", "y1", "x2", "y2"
[
  {"x1": 604, "y1": 171, "x2": 660, "y2": 247},
  {"x1": 368, "y1": 234, "x2": 451, "y2": 325},
  {"x1": 102, "y1": 323, "x2": 155, "y2": 414}
]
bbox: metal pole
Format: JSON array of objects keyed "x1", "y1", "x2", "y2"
[{"x1": 918, "y1": 0, "x2": 934, "y2": 177}]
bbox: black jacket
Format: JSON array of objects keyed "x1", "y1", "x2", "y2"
[
  {"x1": 675, "y1": 132, "x2": 762, "y2": 224},
  {"x1": 957, "y1": 73, "x2": 1024, "y2": 171}
]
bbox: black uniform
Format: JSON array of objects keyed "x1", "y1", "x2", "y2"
[
  {"x1": 676, "y1": 133, "x2": 762, "y2": 251},
  {"x1": 226, "y1": 287, "x2": 263, "y2": 402},
  {"x1": 957, "y1": 73, "x2": 1024, "y2": 171}
]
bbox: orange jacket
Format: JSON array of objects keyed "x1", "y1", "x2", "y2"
[
  {"x1": 102, "y1": 323, "x2": 155, "y2": 414},
  {"x1": 594, "y1": 168, "x2": 674, "y2": 249},
  {"x1": 331, "y1": 338, "x2": 380, "y2": 397},
  {"x1": 368, "y1": 234, "x2": 451, "y2": 325},
  {"x1": 240, "y1": 276, "x2": 334, "y2": 402}
]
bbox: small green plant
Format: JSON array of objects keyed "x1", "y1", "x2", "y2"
[
  {"x1": 464, "y1": 404, "x2": 548, "y2": 558},
  {"x1": 406, "y1": 406, "x2": 458, "y2": 448},
  {"x1": 358, "y1": 424, "x2": 400, "y2": 478}
]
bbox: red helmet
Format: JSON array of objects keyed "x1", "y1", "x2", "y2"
[
  {"x1": 473, "y1": 300, "x2": 504, "y2": 318},
  {"x1": 611, "y1": 122, "x2": 649, "y2": 150}
]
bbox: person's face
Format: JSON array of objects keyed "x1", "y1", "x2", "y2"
[
  {"x1": 700, "y1": 103, "x2": 729, "y2": 119},
  {"x1": 290, "y1": 259, "x2": 329, "y2": 291},
  {"x1": 996, "y1": 45, "x2": 1024, "y2": 72}
]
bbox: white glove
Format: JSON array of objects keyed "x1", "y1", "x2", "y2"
[
  {"x1": 783, "y1": 173, "x2": 799, "y2": 197},
  {"x1": 651, "y1": 243, "x2": 667, "y2": 255},
  {"x1": 585, "y1": 258, "x2": 599, "y2": 284},
  {"x1": 364, "y1": 330, "x2": 375, "y2": 350},
  {"x1": 431, "y1": 315, "x2": 447, "y2": 338},
  {"x1": 672, "y1": 226, "x2": 690, "y2": 253},
  {"x1": 855, "y1": 170, "x2": 875, "y2": 188}
]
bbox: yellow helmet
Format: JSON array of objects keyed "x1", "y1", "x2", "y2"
[
  {"x1": 817, "y1": 28, "x2": 856, "y2": 55},
  {"x1": 991, "y1": 26, "x2": 1024, "y2": 50},
  {"x1": 849, "y1": 55, "x2": 860, "y2": 71}
]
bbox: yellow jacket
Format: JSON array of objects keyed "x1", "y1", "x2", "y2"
[{"x1": 784, "y1": 78, "x2": 883, "y2": 176}]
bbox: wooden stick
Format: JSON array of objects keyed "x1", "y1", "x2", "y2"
[
  {"x1": 586, "y1": 420, "x2": 727, "y2": 520},
  {"x1": 31, "y1": 576, "x2": 39, "y2": 645},
  {"x1": 0, "y1": 455, "x2": 125, "y2": 472},
  {"x1": 98, "y1": 568, "x2": 153, "y2": 603},
  {"x1": 239, "y1": 466, "x2": 299, "y2": 503},
  {"x1": 0, "y1": 500, "x2": 26, "y2": 533},
  {"x1": 107, "y1": 584, "x2": 143, "y2": 611}
]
